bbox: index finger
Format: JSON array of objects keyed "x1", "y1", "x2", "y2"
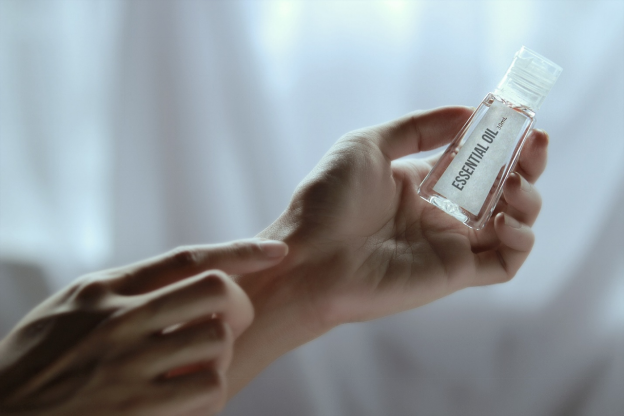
[
  {"x1": 112, "y1": 239, "x2": 288, "y2": 295},
  {"x1": 123, "y1": 270, "x2": 253, "y2": 338},
  {"x1": 372, "y1": 106, "x2": 474, "y2": 161}
]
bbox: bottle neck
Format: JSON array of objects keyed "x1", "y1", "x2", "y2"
[{"x1": 494, "y1": 80, "x2": 541, "y2": 113}]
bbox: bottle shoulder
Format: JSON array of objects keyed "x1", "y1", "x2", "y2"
[{"x1": 481, "y1": 93, "x2": 536, "y2": 120}]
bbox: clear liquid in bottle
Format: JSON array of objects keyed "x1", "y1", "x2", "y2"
[{"x1": 417, "y1": 47, "x2": 562, "y2": 230}]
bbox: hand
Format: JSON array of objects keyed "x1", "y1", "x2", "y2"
[
  {"x1": 229, "y1": 106, "x2": 547, "y2": 394},
  {"x1": 0, "y1": 239, "x2": 288, "y2": 416}
]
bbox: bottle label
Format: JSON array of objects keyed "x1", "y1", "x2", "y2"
[{"x1": 433, "y1": 99, "x2": 528, "y2": 216}]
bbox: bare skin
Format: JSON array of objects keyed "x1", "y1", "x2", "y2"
[
  {"x1": 0, "y1": 106, "x2": 548, "y2": 413},
  {"x1": 227, "y1": 106, "x2": 548, "y2": 396},
  {"x1": 0, "y1": 239, "x2": 288, "y2": 416}
]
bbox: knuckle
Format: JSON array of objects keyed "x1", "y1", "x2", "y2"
[
  {"x1": 106, "y1": 269, "x2": 141, "y2": 296},
  {"x1": 114, "y1": 270, "x2": 135, "y2": 285},
  {"x1": 72, "y1": 278, "x2": 110, "y2": 304},
  {"x1": 196, "y1": 272, "x2": 227, "y2": 295},
  {"x1": 168, "y1": 246, "x2": 199, "y2": 269},
  {"x1": 204, "y1": 320, "x2": 229, "y2": 343}
]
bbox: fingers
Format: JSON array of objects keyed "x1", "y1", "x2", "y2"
[
  {"x1": 472, "y1": 213, "x2": 535, "y2": 286},
  {"x1": 78, "y1": 275, "x2": 239, "y2": 416},
  {"x1": 4, "y1": 239, "x2": 267, "y2": 416},
  {"x1": 117, "y1": 270, "x2": 253, "y2": 340},
  {"x1": 472, "y1": 170, "x2": 540, "y2": 284},
  {"x1": 502, "y1": 172, "x2": 542, "y2": 226},
  {"x1": 114, "y1": 238, "x2": 288, "y2": 295},
  {"x1": 116, "y1": 319, "x2": 232, "y2": 381},
  {"x1": 515, "y1": 129, "x2": 549, "y2": 184},
  {"x1": 372, "y1": 106, "x2": 474, "y2": 161}
]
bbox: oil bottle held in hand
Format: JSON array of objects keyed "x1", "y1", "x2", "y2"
[{"x1": 418, "y1": 46, "x2": 562, "y2": 230}]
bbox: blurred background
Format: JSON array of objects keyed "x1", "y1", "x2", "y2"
[{"x1": 1, "y1": 0, "x2": 623, "y2": 415}]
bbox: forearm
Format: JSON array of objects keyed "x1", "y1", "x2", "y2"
[
  {"x1": 226, "y1": 219, "x2": 333, "y2": 398},
  {"x1": 226, "y1": 271, "x2": 321, "y2": 397}
]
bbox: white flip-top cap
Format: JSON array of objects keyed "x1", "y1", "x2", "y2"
[{"x1": 494, "y1": 46, "x2": 563, "y2": 112}]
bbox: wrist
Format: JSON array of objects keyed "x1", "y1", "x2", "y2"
[
  {"x1": 237, "y1": 220, "x2": 334, "y2": 344},
  {"x1": 226, "y1": 215, "x2": 340, "y2": 396}
]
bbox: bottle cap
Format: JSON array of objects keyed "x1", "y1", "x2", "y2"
[{"x1": 494, "y1": 46, "x2": 562, "y2": 112}]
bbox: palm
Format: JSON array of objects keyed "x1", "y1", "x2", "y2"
[{"x1": 288, "y1": 140, "x2": 479, "y2": 322}]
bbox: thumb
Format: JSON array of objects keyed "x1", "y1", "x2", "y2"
[
  {"x1": 372, "y1": 106, "x2": 474, "y2": 161},
  {"x1": 114, "y1": 239, "x2": 288, "y2": 294}
]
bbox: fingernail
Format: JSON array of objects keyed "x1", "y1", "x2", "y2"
[
  {"x1": 537, "y1": 129, "x2": 549, "y2": 144},
  {"x1": 504, "y1": 214, "x2": 522, "y2": 229},
  {"x1": 257, "y1": 240, "x2": 288, "y2": 258}
]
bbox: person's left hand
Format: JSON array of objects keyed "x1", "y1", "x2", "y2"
[
  {"x1": 228, "y1": 106, "x2": 548, "y2": 394},
  {"x1": 0, "y1": 239, "x2": 288, "y2": 416},
  {"x1": 249, "y1": 106, "x2": 546, "y2": 325}
]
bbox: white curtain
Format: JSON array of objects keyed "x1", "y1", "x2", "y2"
[{"x1": 1, "y1": 1, "x2": 623, "y2": 415}]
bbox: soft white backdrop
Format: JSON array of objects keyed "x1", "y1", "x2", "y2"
[{"x1": 1, "y1": 1, "x2": 623, "y2": 415}]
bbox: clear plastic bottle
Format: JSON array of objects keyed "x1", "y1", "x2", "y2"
[{"x1": 417, "y1": 46, "x2": 562, "y2": 230}]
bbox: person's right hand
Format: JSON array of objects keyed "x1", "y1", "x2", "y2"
[{"x1": 0, "y1": 238, "x2": 288, "y2": 416}]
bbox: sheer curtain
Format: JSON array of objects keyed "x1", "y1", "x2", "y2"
[{"x1": 1, "y1": 1, "x2": 623, "y2": 415}]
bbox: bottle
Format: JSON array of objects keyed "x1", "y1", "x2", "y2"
[{"x1": 417, "y1": 46, "x2": 562, "y2": 230}]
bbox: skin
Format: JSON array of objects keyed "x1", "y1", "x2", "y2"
[
  {"x1": 227, "y1": 106, "x2": 548, "y2": 396},
  {"x1": 0, "y1": 239, "x2": 289, "y2": 416},
  {"x1": 0, "y1": 106, "x2": 548, "y2": 414}
]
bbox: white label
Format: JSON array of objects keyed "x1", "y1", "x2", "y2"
[{"x1": 433, "y1": 100, "x2": 527, "y2": 216}]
